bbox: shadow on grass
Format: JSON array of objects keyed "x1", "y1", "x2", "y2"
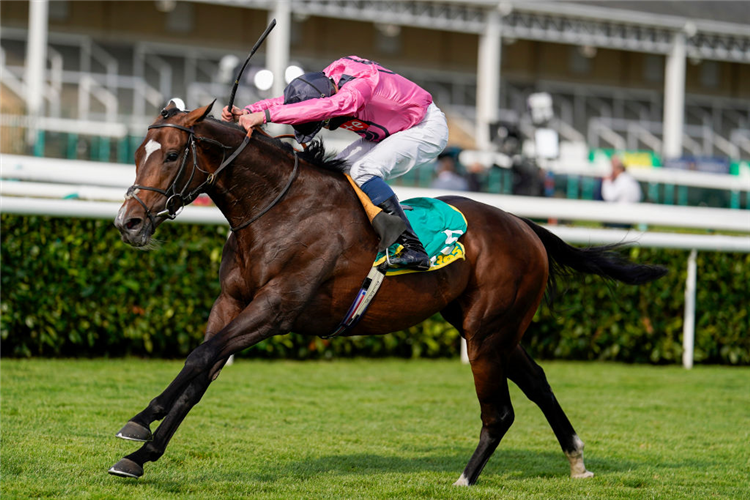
[
  {"x1": 131, "y1": 447, "x2": 647, "y2": 492},
  {"x1": 119, "y1": 447, "x2": 724, "y2": 494},
  {"x1": 262, "y1": 448, "x2": 643, "y2": 481}
]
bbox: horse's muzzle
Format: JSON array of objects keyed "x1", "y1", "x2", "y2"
[{"x1": 115, "y1": 203, "x2": 154, "y2": 247}]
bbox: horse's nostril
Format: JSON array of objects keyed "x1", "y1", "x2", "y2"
[{"x1": 125, "y1": 218, "x2": 142, "y2": 231}]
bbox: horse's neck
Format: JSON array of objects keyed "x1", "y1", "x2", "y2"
[{"x1": 203, "y1": 127, "x2": 345, "y2": 231}]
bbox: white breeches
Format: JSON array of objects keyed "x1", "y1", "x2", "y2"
[{"x1": 335, "y1": 103, "x2": 450, "y2": 186}]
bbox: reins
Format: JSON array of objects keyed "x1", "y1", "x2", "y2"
[{"x1": 126, "y1": 122, "x2": 299, "y2": 232}]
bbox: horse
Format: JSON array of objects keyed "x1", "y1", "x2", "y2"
[{"x1": 110, "y1": 100, "x2": 667, "y2": 485}]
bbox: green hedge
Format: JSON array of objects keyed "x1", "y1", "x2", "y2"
[{"x1": 2, "y1": 215, "x2": 748, "y2": 364}]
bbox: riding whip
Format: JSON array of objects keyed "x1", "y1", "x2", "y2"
[{"x1": 226, "y1": 18, "x2": 277, "y2": 114}]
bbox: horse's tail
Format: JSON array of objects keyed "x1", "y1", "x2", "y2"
[{"x1": 519, "y1": 217, "x2": 667, "y2": 301}]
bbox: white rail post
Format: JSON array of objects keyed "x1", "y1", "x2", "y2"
[
  {"x1": 25, "y1": 0, "x2": 49, "y2": 146},
  {"x1": 682, "y1": 249, "x2": 698, "y2": 369},
  {"x1": 267, "y1": 0, "x2": 290, "y2": 136},
  {"x1": 663, "y1": 30, "x2": 686, "y2": 159},
  {"x1": 475, "y1": 6, "x2": 502, "y2": 151}
]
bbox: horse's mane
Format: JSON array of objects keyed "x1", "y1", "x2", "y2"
[{"x1": 206, "y1": 116, "x2": 347, "y2": 173}]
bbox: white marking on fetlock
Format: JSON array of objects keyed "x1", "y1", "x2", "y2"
[
  {"x1": 453, "y1": 473, "x2": 470, "y2": 486},
  {"x1": 566, "y1": 435, "x2": 594, "y2": 478},
  {"x1": 144, "y1": 140, "x2": 161, "y2": 164}
]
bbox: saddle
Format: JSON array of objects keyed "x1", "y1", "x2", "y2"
[
  {"x1": 323, "y1": 195, "x2": 467, "y2": 338},
  {"x1": 374, "y1": 197, "x2": 467, "y2": 276}
]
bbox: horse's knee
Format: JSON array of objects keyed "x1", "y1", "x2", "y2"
[
  {"x1": 184, "y1": 343, "x2": 217, "y2": 373},
  {"x1": 482, "y1": 406, "x2": 515, "y2": 439},
  {"x1": 525, "y1": 377, "x2": 555, "y2": 405}
]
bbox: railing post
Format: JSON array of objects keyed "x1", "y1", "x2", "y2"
[
  {"x1": 25, "y1": 0, "x2": 49, "y2": 147},
  {"x1": 682, "y1": 249, "x2": 697, "y2": 369},
  {"x1": 476, "y1": 6, "x2": 502, "y2": 151},
  {"x1": 663, "y1": 31, "x2": 686, "y2": 159}
]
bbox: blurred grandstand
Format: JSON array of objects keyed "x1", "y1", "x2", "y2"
[{"x1": 2, "y1": 0, "x2": 750, "y2": 208}]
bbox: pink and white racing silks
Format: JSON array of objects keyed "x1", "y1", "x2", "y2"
[{"x1": 245, "y1": 56, "x2": 433, "y2": 142}]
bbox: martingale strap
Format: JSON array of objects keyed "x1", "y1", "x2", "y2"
[
  {"x1": 320, "y1": 264, "x2": 387, "y2": 339},
  {"x1": 230, "y1": 151, "x2": 298, "y2": 232}
]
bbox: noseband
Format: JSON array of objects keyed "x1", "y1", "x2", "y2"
[{"x1": 126, "y1": 122, "x2": 299, "y2": 231}]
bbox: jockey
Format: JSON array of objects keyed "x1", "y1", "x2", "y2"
[{"x1": 221, "y1": 55, "x2": 449, "y2": 271}]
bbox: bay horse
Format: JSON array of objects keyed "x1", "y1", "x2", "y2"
[{"x1": 110, "y1": 100, "x2": 666, "y2": 484}]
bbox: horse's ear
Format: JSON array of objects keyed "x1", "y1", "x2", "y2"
[{"x1": 185, "y1": 100, "x2": 215, "y2": 126}]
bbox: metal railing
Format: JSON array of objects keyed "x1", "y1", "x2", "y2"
[{"x1": 2, "y1": 158, "x2": 749, "y2": 370}]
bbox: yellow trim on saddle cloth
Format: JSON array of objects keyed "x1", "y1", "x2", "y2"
[{"x1": 374, "y1": 241, "x2": 466, "y2": 276}]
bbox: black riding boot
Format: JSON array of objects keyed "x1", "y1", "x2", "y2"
[{"x1": 377, "y1": 195, "x2": 431, "y2": 271}]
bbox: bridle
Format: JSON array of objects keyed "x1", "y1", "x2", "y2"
[{"x1": 125, "y1": 120, "x2": 299, "y2": 232}]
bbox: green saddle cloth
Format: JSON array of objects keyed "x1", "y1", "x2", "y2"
[{"x1": 374, "y1": 197, "x2": 468, "y2": 276}]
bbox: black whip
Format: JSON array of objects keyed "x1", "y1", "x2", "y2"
[{"x1": 226, "y1": 18, "x2": 277, "y2": 114}]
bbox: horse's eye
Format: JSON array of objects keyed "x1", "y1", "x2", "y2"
[{"x1": 165, "y1": 152, "x2": 179, "y2": 162}]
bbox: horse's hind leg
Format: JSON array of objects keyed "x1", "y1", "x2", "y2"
[
  {"x1": 507, "y1": 345, "x2": 593, "y2": 478},
  {"x1": 454, "y1": 343, "x2": 515, "y2": 487}
]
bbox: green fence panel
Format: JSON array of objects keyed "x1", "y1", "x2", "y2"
[
  {"x1": 117, "y1": 137, "x2": 130, "y2": 164},
  {"x1": 581, "y1": 176, "x2": 595, "y2": 200},
  {"x1": 567, "y1": 175, "x2": 580, "y2": 199},
  {"x1": 648, "y1": 182, "x2": 660, "y2": 203},
  {"x1": 98, "y1": 137, "x2": 110, "y2": 162},
  {"x1": 730, "y1": 190, "x2": 740, "y2": 210},
  {"x1": 677, "y1": 186, "x2": 688, "y2": 206},
  {"x1": 502, "y1": 170, "x2": 513, "y2": 194},
  {"x1": 664, "y1": 183, "x2": 675, "y2": 205},
  {"x1": 33, "y1": 131, "x2": 45, "y2": 157},
  {"x1": 487, "y1": 168, "x2": 502, "y2": 193},
  {"x1": 66, "y1": 134, "x2": 78, "y2": 160}
]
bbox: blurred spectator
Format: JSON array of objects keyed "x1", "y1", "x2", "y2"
[
  {"x1": 602, "y1": 157, "x2": 642, "y2": 204},
  {"x1": 465, "y1": 162, "x2": 486, "y2": 192},
  {"x1": 511, "y1": 156, "x2": 545, "y2": 197},
  {"x1": 431, "y1": 151, "x2": 469, "y2": 191}
]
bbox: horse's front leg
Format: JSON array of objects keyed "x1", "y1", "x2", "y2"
[
  {"x1": 115, "y1": 293, "x2": 244, "y2": 442},
  {"x1": 110, "y1": 289, "x2": 295, "y2": 478}
]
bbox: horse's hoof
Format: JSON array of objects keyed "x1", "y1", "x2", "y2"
[
  {"x1": 108, "y1": 458, "x2": 143, "y2": 479},
  {"x1": 572, "y1": 470, "x2": 595, "y2": 479},
  {"x1": 115, "y1": 421, "x2": 153, "y2": 442}
]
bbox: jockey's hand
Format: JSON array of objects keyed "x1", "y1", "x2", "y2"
[
  {"x1": 221, "y1": 105, "x2": 247, "y2": 122},
  {"x1": 238, "y1": 111, "x2": 266, "y2": 131}
]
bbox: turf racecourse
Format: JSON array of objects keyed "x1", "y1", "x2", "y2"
[{"x1": 2, "y1": 359, "x2": 748, "y2": 499}]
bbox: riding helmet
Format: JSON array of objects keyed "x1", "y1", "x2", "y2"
[{"x1": 283, "y1": 71, "x2": 336, "y2": 144}]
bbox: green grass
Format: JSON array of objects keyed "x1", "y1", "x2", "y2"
[{"x1": 2, "y1": 359, "x2": 749, "y2": 499}]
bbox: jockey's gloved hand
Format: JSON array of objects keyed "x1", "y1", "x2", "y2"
[{"x1": 221, "y1": 105, "x2": 246, "y2": 122}]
